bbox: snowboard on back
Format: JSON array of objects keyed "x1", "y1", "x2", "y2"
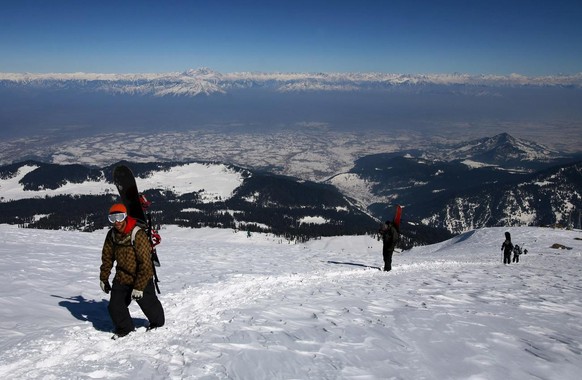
[
  {"x1": 393, "y1": 204, "x2": 402, "y2": 229},
  {"x1": 113, "y1": 164, "x2": 162, "y2": 272},
  {"x1": 113, "y1": 165, "x2": 147, "y2": 225}
]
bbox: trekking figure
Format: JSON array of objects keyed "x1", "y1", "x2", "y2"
[
  {"x1": 512, "y1": 244, "x2": 522, "y2": 263},
  {"x1": 100, "y1": 203, "x2": 165, "y2": 339},
  {"x1": 501, "y1": 231, "x2": 513, "y2": 264},
  {"x1": 379, "y1": 220, "x2": 399, "y2": 271}
]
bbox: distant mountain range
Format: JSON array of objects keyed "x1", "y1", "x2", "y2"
[
  {"x1": 2, "y1": 69, "x2": 581, "y2": 158},
  {"x1": 1, "y1": 133, "x2": 580, "y2": 246},
  {"x1": 1, "y1": 68, "x2": 581, "y2": 97}
]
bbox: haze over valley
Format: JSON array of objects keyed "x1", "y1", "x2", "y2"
[{"x1": 1, "y1": 68, "x2": 581, "y2": 182}]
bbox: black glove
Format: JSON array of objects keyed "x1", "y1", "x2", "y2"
[{"x1": 100, "y1": 280, "x2": 111, "y2": 294}]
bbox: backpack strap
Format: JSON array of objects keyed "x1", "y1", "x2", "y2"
[
  {"x1": 131, "y1": 226, "x2": 141, "y2": 246},
  {"x1": 129, "y1": 224, "x2": 161, "y2": 294}
]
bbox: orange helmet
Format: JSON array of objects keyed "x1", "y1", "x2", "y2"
[{"x1": 109, "y1": 203, "x2": 127, "y2": 214}]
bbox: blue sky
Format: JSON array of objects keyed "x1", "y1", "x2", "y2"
[{"x1": 1, "y1": 0, "x2": 581, "y2": 75}]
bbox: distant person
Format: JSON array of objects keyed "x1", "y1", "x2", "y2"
[
  {"x1": 501, "y1": 231, "x2": 513, "y2": 265},
  {"x1": 512, "y1": 244, "x2": 522, "y2": 263},
  {"x1": 379, "y1": 220, "x2": 399, "y2": 271},
  {"x1": 100, "y1": 203, "x2": 165, "y2": 339}
]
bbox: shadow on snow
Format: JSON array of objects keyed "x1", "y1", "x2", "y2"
[
  {"x1": 52, "y1": 295, "x2": 147, "y2": 333},
  {"x1": 327, "y1": 260, "x2": 382, "y2": 271}
]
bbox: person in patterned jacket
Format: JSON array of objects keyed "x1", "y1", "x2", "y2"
[{"x1": 100, "y1": 203, "x2": 165, "y2": 339}]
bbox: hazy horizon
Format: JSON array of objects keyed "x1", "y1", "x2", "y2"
[{"x1": 1, "y1": 81, "x2": 581, "y2": 154}]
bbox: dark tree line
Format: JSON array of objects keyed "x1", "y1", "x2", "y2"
[{"x1": 0, "y1": 160, "x2": 456, "y2": 246}]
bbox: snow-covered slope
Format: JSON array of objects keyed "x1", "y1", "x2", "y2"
[
  {"x1": 420, "y1": 160, "x2": 582, "y2": 233},
  {"x1": 0, "y1": 225, "x2": 581, "y2": 379},
  {"x1": 0, "y1": 162, "x2": 244, "y2": 203}
]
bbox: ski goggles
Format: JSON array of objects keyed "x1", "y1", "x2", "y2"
[{"x1": 108, "y1": 212, "x2": 127, "y2": 224}]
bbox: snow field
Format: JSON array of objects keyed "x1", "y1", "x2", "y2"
[{"x1": 0, "y1": 225, "x2": 581, "y2": 379}]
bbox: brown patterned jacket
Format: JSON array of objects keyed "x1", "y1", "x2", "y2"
[{"x1": 100, "y1": 218, "x2": 154, "y2": 291}]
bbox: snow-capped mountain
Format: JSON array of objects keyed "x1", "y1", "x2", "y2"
[
  {"x1": 1, "y1": 69, "x2": 581, "y2": 96},
  {"x1": 328, "y1": 134, "x2": 582, "y2": 234},
  {"x1": 429, "y1": 132, "x2": 564, "y2": 166}
]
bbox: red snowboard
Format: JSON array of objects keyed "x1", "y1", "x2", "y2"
[{"x1": 393, "y1": 205, "x2": 402, "y2": 229}]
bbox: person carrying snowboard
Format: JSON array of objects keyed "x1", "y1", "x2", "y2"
[
  {"x1": 100, "y1": 203, "x2": 165, "y2": 339},
  {"x1": 379, "y1": 220, "x2": 399, "y2": 272},
  {"x1": 501, "y1": 231, "x2": 513, "y2": 265}
]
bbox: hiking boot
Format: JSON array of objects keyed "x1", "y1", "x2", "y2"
[{"x1": 111, "y1": 329, "x2": 133, "y2": 340}]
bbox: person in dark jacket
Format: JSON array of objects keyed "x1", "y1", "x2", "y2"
[
  {"x1": 512, "y1": 244, "x2": 522, "y2": 263},
  {"x1": 379, "y1": 221, "x2": 399, "y2": 271},
  {"x1": 100, "y1": 203, "x2": 165, "y2": 339},
  {"x1": 501, "y1": 231, "x2": 513, "y2": 265}
]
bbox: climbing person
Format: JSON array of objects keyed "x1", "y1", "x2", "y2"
[
  {"x1": 100, "y1": 203, "x2": 165, "y2": 339},
  {"x1": 501, "y1": 231, "x2": 513, "y2": 265},
  {"x1": 379, "y1": 220, "x2": 399, "y2": 271}
]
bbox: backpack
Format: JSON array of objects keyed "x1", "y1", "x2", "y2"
[
  {"x1": 379, "y1": 222, "x2": 399, "y2": 245},
  {"x1": 109, "y1": 224, "x2": 161, "y2": 293}
]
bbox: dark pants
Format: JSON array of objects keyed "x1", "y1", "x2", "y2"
[
  {"x1": 513, "y1": 254, "x2": 519, "y2": 263},
  {"x1": 383, "y1": 246, "x2": 393, "y2": 271},
  {"x1": 108, "y1": 280, "x2": 165, "y2": 336},
  {"x1": 503, "y1": 252, "x2": 512, "y2": 264}
]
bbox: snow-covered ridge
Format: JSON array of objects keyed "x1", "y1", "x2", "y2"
[
  {"x1": 434, "y1": 133, "x2": 564, "y2": 163},
  {"x1": 1, "y1": 68, "x2": 581, "y2": 96},
  {"x1": 0, "y1": 162, "x2": 244, "y2": 203}
]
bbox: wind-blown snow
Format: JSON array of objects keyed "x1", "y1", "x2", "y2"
[{"x1": 0, "y1": 225, "x2": 581, "y2": 379}]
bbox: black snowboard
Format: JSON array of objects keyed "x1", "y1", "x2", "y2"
[
  {"x1": 113, "y1": 164, "x2": 161, "y2": 269},
  {"x1": 113, "y1": 165, "x2": 147, "y2": 225}
]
